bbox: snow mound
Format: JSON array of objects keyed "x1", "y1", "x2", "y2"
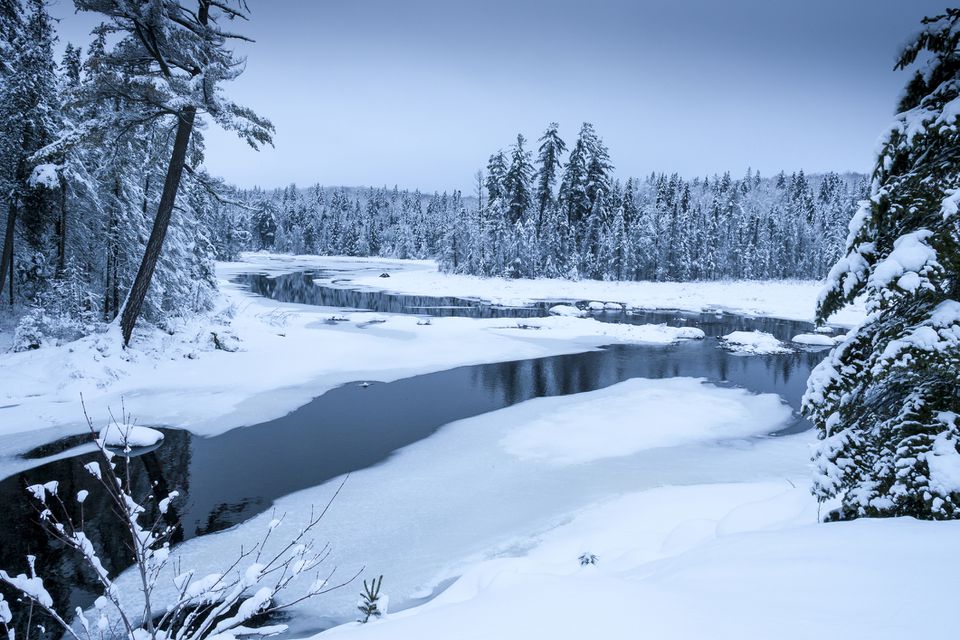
[
  {"x1": 500, "y1": 378, "x2": 792, "y2": 464},
  {"x1": 587, "y1": 301, "x2": 605, "y2": 310},
  {"x1": 720, "y1": 331, "x2": 792, "y2": 355},
  {"x1": 791, "y1": 333, "x2": 835, "y2": 347},
  {"x1": 548, "y1": 305, "x2": 587, "y2": 317},
  {"x1": 603, "y1": 302, "x2": 624, "y2": 310},
  {"x1": 99, "y1": 424, "x2": 164, "y2": 448},
  {"x1": 505, "y1": 316, "x2": 705, "y2": 345},
  {"x1": 315, "y1": 483, "x2": 960, "y2": 640}
]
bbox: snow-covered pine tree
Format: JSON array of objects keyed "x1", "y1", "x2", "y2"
[
  {"x1": 534, "y1": 122, "x2": 566, "y2": 236},
  {"x1": 73, "y1": 0, "x2": 274, "y2": 345},
  {"x1": 804, "y1": 9, "x2": 960, "y2": 520},
  {"x1": 0, "y1": 0, "x2": 60, "y2": 305},
  {"x1": 503, "y1": 134, "x2": 533, "y2": 225}
]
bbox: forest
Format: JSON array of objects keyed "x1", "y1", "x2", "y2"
[
  {"x1": 226, "y1": 144, "x2": 865, "y2": 283},
  {"x1": 0, "y1": 0, "x2": 864, "y2": 352},
  {"x1": 0, "y1": 0, "x2": 268, "y2": 350}
]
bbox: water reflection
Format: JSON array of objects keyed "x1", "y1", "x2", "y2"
[
  {"x1": 0, "y1": 434, "x2": 190, "y2": 637},
  {"x1": 0, "y1": 270, "x2": 827, "y2": 634},
  {"x1": 234, "y1": 271, "x2": 556, "y2": 318}
]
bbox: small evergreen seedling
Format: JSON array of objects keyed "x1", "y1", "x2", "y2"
[{"x1": 357, "y1": 575, "x2": 384, "y2": 623}]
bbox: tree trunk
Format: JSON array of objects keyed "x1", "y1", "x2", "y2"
[
  {"x1": 57, "y1": 172, "x2": 67, "y2": 275},
  {"x1": 119, "y1": 107, "x2": 196, "y2": 345},
  {"x1": 0, "y1": 198, "x2": 16, "y2": 306}
]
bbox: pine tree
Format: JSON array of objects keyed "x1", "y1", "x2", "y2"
[
  {"x1": 502, "y1": 134, "x2": 533, "y2": 225},
  {"x1": 559, "y1": 123, "x2": 591, "y2": 227},
  {"x1": 803, "y1": 10, "x2": 960, "y2": 520},
  {"x1": 73, "y1": 0, "x2": 274, "y2": 345},
  {"x1": 0, "y1": 0, "x2": 60, "y2": 305},
  {"x1": 534, "y1": 122, "x2": 566, "y2": 235}
]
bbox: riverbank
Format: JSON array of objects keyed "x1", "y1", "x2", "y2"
[
  {"x1": 244, "y1": 253, "x2": 866, "y2": 327},
  {"x1": 0, "y1": 254, "x2": 707, "y2": 464}
]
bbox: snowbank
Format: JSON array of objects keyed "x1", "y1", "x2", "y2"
[
  {"x1": 101, "y1": 377, "x2": 807, "y2": 633},
  {"x1": 500, "y1": 378, "x2": 791, "y2": 464},
  {"x1": 99, "y1": 424, "x2": 164, "y2": 448},
  {"x1": 792, "y1": 333, "x2": 836, "y2": 347},
  {"x1": 720, "y1": 330, "x2": 792, "y2": 355},
  {"x1": 0, "y1": 255, "x2": 699, "y2": 461},
  {"x1": 317, "y1": 483, "x2": 960, "y2": 640},
  {"x1": 548, "y1": 305, "x2": 588, "y2": 317},
  {"x1": 296, "y1": 255, "x2": 868, "y2": 327},
  {"x1": 498, "y1": 316, "x2": 704, "y2": 345}
]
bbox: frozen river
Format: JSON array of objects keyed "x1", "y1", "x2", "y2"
[{"x1": 0, "y1": 266, "x2": 835, "y2": 636}]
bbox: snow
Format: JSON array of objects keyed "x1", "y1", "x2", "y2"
[
  {"x1": 0, "y1": 568, "x2": 53, "y2": 608},
  {"x1": 98, "y1": 424, "x2": 164, "y2": 448},
  {"x1": 0, "y1": 256, "x2": 704, "y2": 459},
  {"x1": 101, "y1": 375, "x2": 810, "y2": 633},
  {"x1": 791, "y1": 333, "x2": 836, "y2": 347},
  {"x1": 547, "y1": 304, "x2": 587, "y2": 317},
  {"x1": 500, "y1": 316, "x2": 704, "y2": 345},
  {"x1": 1, "y1": 253, "x2": 944, "y2": 640},
  {"x1": 720, "y1": 330, "x2": 791, "y2": 355},
  {"x1": 500, "y1": 378, "x2": 792, "y2": 464},
  {"x1": 269, "y1": 254, "x2": 869, "y2": 327},
  {"x1": 27, "y1": 163, "x2": 59, "y2": 189},
  {"x1": 942, "y1": 188, "x2": 960, "y2": 220},
  {"x1": 868, "y1": 229, "x2": 939, "y2": 291},
  {"x1": 874, "y1": 300, "x2": 960, "y2": 371},
  {"x1": 315, "y1": 484, "x2": 960, "y2": 640}
]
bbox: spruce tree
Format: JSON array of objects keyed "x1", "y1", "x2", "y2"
[
  {"x1": 502, "y1": 134, "x2": 533, "y2": 225},
  {"x1": 803, "y1": 9, "x2": 960, "y2": 520},
  {"x1": 534, "y1": 122, "x2": 566, "y2": 235},
  {"x1": 73, "y1": 0, "x2": 274, "y2": 345}
]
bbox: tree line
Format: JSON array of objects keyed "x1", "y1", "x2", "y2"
[{"x1": 220, "y1": 127, "x2": 866, "y2": 283}]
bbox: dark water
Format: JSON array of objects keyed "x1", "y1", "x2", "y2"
[
  {"x1": 0, "y1": 269, "x2": 832, "y2": 634},
  {"x1": 234, "y1": 270, "x2": 560, "y2": 318}
]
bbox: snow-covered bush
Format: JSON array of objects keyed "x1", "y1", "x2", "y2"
[
  {"x1": 12, "y1": 264, "x2": 102, "y2": 351},
  {"x1": 0, "y1": 406, "x2": 356, "y2": 640}
]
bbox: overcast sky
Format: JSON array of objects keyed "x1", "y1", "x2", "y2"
[{"x1": 50, "y1": 0, "x2": 945, "y2": 192}]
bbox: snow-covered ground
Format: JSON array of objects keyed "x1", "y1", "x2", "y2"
[
  {"x1": 255, "y1": 253, "x2": 867, "y2": 327},
  {"x1": 0, "y1": 255, "x2": 704, "y2": 470},
  {"x1": 8, "y1": 253, "x2": 938, "y2": 640},
  {"x1": 98, "y1": 371, "x2": 958, "y2": 640},
  {"x1": 104, "y1": 376, "x2": 804, "y2": 634},
  {"x1": 317, "y1": 483, "x2": 959, "y2": 640}
]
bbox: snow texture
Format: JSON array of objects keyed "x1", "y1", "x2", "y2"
[
  {"x1": 0, "y1": 255, "x2": 705, "y2": 459},
  {"x1": 720, "y1": 330, "x2": 791, "y2": 355},
  {"x1": 101, "y1": 375, "x2": 807, "y2": 633},
  {"x1": 314, "y1": 483, "x2": 960, "y2": 640},
  {"x1": 791, "y1": 333, "x2": 837, "y2": 347},
  {"x1": 500, "y1": 378, "x2": 791, "y2": 464},
  {"x1": 98, "y1": 424, "x2": 164, "y2": 448}
]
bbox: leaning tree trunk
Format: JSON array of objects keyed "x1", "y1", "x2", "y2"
[{"x1": 119, "y1": 106, "x2": 196, "y2": 346}]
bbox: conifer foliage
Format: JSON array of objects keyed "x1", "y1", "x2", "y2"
[
  {"x1": 803, "y1": 9, "x2": 960, "y2": 520},
  {"x1": 0, "y1": 0, "x2": 270, "y2": 349},
  {"x1": 220, "y1": 140, "x2": 864, "y2": 283}
]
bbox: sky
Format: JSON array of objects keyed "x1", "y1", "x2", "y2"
[{"x1": 49, "y1": 0, "x2": 948, "y2": 193}]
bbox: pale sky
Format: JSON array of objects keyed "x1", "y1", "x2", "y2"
[{"x1": 49, "y1": 0, "x2": 946, "y2": 192}]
